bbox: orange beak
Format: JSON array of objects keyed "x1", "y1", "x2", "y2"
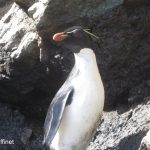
[{"x1": 52, "y1": 32, "x2": 68, "y2": 42}]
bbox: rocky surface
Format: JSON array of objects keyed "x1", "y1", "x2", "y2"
[
  {"x1": 0, "y1": 0, "x2": 13, "y2": 19},
  {"x1": 0, "y1": 3, "x2": 41, "y2": 104},
  {"x1": 0, "y1": 103, "x2": 45, "y2": 150},
  {"x1": 124, "y1": 0, "x2": 150, "y2": 6},
  {"x1": 92, "y1": 4, "x2": 150, "y2": 108},
  {"x1": 15, "y1": 0, "x2": 35, "y2": 9},
  {"x1": 28, "y1": 0, "x2": 123, "y2": 37},
  {"x1": 88, "y1": 99, "x2": 150, "y2": 150},
  {"x1": 0, "y1": 3, "x2": 59, "y2": 119},
  {"x1": 0, "y1": 0, "x2": 150, "y2": 150}
]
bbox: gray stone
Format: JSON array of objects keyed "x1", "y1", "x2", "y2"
[
  {"x1": 0, "y1": 102, "x2": 45, "y2": 150},
  {"x1": 88, "y1": 99, "x2": 150, "y2": 150},
  {"x1": 124, "y1": 0, "x2": 150, "y2": 6},
  {"x1": 0, "y1": 0, "x2": 13, "y2": 7},
  {"x1": 0, "y1": 3, "x2": 40, "y2": 65},
  {"x1": 21, "y1": 128, "x2": 32, "y2": 144},
  {"x1": 10, "y1": 32, "x2": 40, "y2": 65},
  {"x1": 0, "y1": 1, "x2": 13, "y2": 20},
  {"x1": 91, "y1": 4, "x2": 150, "y2": 107},
  {"x1": 28, "y1": 0, "x2": 123, "y2": 36},
  {"x1": 15, "y1": 0, "x2": 35, "y2": 8},
  {"x1": 0, "y1": 3, "x2": 44, "y2": 104}
]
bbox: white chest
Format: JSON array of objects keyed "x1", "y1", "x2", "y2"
[
  {"x1": 51, "y1": 48, "x2": 104, "y2": 150},
  {"x1": 52, "y1": 71, "x2": 104, "y2": 150}
]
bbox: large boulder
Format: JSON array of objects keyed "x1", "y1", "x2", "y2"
[
  {"x1": 88, "y1": 98, "x2": 150, "y2": 150},
  {"x1": 28, "y1": 0, "x2": 124, "y2": 37},
  {"x1": 0, "y1": 102, "x2": 45, "y2": 150},
  {"x1": 124, "y1": 0, "x2": 150, "y2": 6},
  {"x1": 0, "y1": 0, "x2": 13, "y2": 19},
  {"x1": 0, "y1": 3, "x2": 70, "y2": 118},
  {"x1": 0, "y1": 3, "x2": 41, "y2": 104},
  {"x1": 15, "y1": 0, "x2": 35, "y2": 9},
  {"x1": 92, "y1": 4, "x2": 150, "y2": 108}
]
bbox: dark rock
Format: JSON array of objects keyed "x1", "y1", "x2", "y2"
[
  {"x1": 124, "y1": 0, "x2": 150, "y2": 7},
  {"x1": 128, "y1": 81, "x2": 150, "y2": 104},
  {"x1": 30, "y1": 135, "x2": 46, "y2": 150},
  {"x1": 0, "y1": 4, "x2": 12, "y2": 20},
  {"x1": 128, "y1": 95, "x2": 143, "y2": 104},
  {"x1": 0, "y1": 103, "x2": 45, "y2": 150},
  {"x1": 92, "y1": 5, "x2": 150, "y2": 108},
  {"x1": 0, "y1": 3, "x2": 42, "y2": 105},
  {"x1": 15, "y1": 0, "x2": 35, "y2": 9},
  {"x1": 28, "y1": 0, "x2": 123, "y2": 37},
  {"x1": 21, "y1": 128, "x2": 32, "y2": 144},
  {"x1": 88, "y1": 99, "x2": 150, "y2": 149},
  {"x1": 0, "y1": 0, "x2": 13, "y2": 8},
  {"x1": 146, "y1": 80, "x2": 150, "y2": 88}
]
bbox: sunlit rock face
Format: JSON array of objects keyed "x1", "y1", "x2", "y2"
[{"x1": 28, "y1": 0, "x2": 123, "y2": 37}]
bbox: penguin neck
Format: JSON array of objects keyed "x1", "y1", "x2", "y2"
[{"x1": 74, "y1": 48, "x2": 97, "y2": 72}]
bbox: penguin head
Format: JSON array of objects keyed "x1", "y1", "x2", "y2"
[{"x1": 52, "y1": 26, "x2": 99, "y2": 53}]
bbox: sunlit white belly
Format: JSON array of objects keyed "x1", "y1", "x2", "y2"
[{"x1": 51, "y1": 68, "x2": 104, "y2": 150}]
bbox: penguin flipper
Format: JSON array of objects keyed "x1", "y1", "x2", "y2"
[{"x1": 43, "y1": 86, "x2": 74, "y2": 147}]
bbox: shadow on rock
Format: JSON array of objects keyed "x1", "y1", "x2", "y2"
[{"x1": 117, "y1": 131, "x2": 147, "y2": 150}]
